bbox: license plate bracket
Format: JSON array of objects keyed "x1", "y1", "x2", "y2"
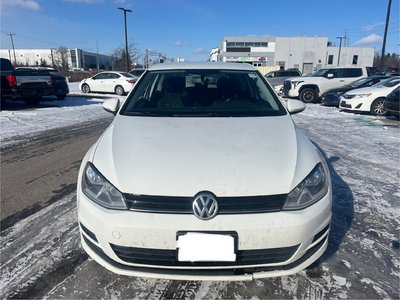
[{"x1": 176, "y1": 231, "x2": 238, "y2": 262}]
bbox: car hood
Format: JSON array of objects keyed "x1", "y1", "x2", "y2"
[
  {"x1": 92, "y1": 115, "x2": 319, "y2": 197},
  {"x1": 324, "y1": 86, "x2": 353, "y2": 95},
  {"x1": 345, "y1": 86, "x2": 390, "y2": 95}
]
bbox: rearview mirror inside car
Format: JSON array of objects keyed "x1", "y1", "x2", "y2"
[{"x1": 102, "y1": 98, "x2": 120, "y2": 115}]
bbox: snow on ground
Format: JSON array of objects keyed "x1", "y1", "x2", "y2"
[
  {"x1": 0, "y1": 83, "x2": 123, "y2": 147},
  {"x1": 0, "y1": 99, "x2": 399, "y2": 298}
]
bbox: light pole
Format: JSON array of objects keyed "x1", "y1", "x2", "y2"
[
  {"x1": 380, "y1": 0, "x2": 392, "y2": 73},
  {"x1": 118, "y1": 7, "x2": 132, "y2": 72},
  {"x1": 336, "y1": 36, "x2": 345, "y2": 66},
  {"x1": 7, "y1": 33, "x2": 17, "y2": 66}
]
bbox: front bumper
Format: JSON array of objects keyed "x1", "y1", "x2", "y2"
[
  {"x1": 282, "y1": 88, "x2": 299, "y2": 98},
  {"x1": 384, "y1": 101, "x2": 400, "y2": 116},
  {"x1": 78, "y1": 188, "x2": 332, "y2": 280},
  {"x1": 321, "y1": 94, "x2": 340, "y2": 107},
  {"x1": 339, "y1": 96, "x2": 372, "y2": 112}
]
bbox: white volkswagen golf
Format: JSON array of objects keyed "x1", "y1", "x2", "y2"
[{"x1": 77, "y1": 62, "x2": 332, "y2": 280}]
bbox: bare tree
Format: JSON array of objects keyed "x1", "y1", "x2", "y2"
[
  {"x1": 111, "y1": 43, "x2": 141, "y2": 71},
  {"x1": 53, "y1": 46, "x2": 70, "y2": 75},
  {"x1": 374, "y1": 52, "x2": 400, "y2": 70}
]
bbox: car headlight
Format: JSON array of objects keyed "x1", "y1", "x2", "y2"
[
  {"x1": 291, "y1": 81, "x2": 304, "y2": 88},
  {"x1": 353, "y1": 93, "x2": 372, "y2": 99},
  {"x1": 273, "y1": 84, "x2": 283, "y2": 92},
  {"x1": 82, "y1": 163, "x2": 127, "y2": 210},
  {"x1": 283, "y1": 163, "x2": 329, "y2": 210}
]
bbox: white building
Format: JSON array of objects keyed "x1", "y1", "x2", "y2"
[
  {"x1": 214, "y1": 36, "x2": 375, "y2": 75},
  {"x1": 0, "y1": 48, "x2": 113, "y2": 70}
]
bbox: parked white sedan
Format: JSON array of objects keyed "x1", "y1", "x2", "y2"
[
  {"x1": 339, "y1": 77, "x2": 400, "y2": 115},
  {"x1": 77, "y1": 62, "x2": 332, "y2": 280},
  {"x1": 79, "y1": 71, "x2": 138, "y2": 95}
]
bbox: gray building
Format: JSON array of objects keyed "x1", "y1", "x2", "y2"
[{"x1": 214, "y1": 36, "x2": 375, "y2": 75}]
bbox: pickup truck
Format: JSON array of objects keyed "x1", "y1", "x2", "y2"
[
  {"x1": 1, "y1": 58, "x2": 69, "y2": 107},
  {"x1": 282, "y1": 66, "x2": 369, "y2": 103}
]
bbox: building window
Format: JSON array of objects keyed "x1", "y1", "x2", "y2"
[
  {"x1": 226, "y1": 41, "x2": 268, "y2": 48},
  {"x1": 328, "y1": 55, "x2": 334, "y2": 64},
  {"x1": 352, "y1": 55, "x2": 358, "y2": 65},
  {"x1": 226, "y1": 47, "x2": 251, "y2": 52}
]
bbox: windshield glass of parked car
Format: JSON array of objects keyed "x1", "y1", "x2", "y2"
[
  {"x1": 121, "y1": 69, "x2": 286, "y2": 117},
  {"x1": 120, "y1": 72, "x2": 135, "y2": 78},
  {"x1": 349, "y1": 77, "x2": 370, "y2": 87},
  {"x1": 311, "y1": 69, "x2": 329, "y2": 77},
  {"x1": 375, "y1": 77, "x2": 400, "y2": 88}
]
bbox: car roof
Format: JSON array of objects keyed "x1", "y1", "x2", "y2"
[
  {"x1": 149, "y1": 62, "x2": 257, "y2": 71},
  {"x1": 320, "y1": 66, "x2": 364, "y2": 69}
]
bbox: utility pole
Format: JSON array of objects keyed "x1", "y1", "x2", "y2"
[
  {"x1": 146, "y1": 49, "x2": 149, "y2": 68},
  {"x1": 118, "y1": 7, "x2": 132, "y2": 72},
  {"x1": 380, "y1": 0, "x2": 392, "y2": 73},
  {"x1": 344, "y1": 29, "x2": 348, "y2": 46},
  {"x1": 50, "y1": 48, "x2": 55, "y2": 68},
  {"x1": 336, "y1": 36, "x2": 345, "y2": 66},
  {"x1": 8, "y1": 33, "x2": 17, "y2": 66},
  {"x1": 96, "y1": 39, "x2": 100, "y2": 72}
]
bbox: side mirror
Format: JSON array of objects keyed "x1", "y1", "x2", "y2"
[
  {"x1": 102, "y1": 98, "x2": 120, "y2": 115},
  {"x1": 326, "y1": 73, "x2": 334, "y2": 79},
  {"x1": 287, "y1": 99, "x2": 306, "y2": 115}
]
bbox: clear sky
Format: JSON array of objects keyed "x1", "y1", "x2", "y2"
[{"x1": 1, "y1": 0, "x2": 399, "y2": 63}]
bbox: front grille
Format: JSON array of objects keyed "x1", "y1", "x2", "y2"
[
  {"x1": 342, "y1": 94, "x2": 355, "y2": 99},
  {"x1": 124, "y1": 194, "x2": 287, "y2": 214},
  {"x1": 340, "y1": 101, "x2": 351, "y2": 108},
  {"x1": 283, "y1": 81, "x2": 291, "y2": 91},
  {"x1": 111, "y1": 243, "x2": 299, "y2": 267}
]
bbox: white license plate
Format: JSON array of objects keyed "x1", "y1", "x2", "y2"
[{"x1": 177, "y1": 232, "x2": 236, "y2": 262}]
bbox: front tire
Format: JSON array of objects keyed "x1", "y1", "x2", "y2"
[
  {"x1": 370, "y1": 98, "x2": 386, "y2": 116},
  {"x1": 299, "y1": 88, "x2": 318, "y2": 103},
  {"x1": 82, "y1": 84, "x2": 90, "y2": 93},
  {"x1": 115, "y1": 85, "x2": 125, "y2": 96}
]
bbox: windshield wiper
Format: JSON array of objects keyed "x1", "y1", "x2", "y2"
[
  {"x1": 172, "y1": 112, "x2": 220, "y2": 117},
  {"x1": 125, "y1": 111, "x2": 171, "y2": 117}
]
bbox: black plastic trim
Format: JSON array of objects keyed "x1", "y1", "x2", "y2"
[
  {"x1": 80, "y1": 222, "x2": 98, "y2": 243},
  {"x1": 82, "y1": 234, "x2": 327, "y2": 276},
  {"x1": 124, "y1": 193, "x2": 287, "y2": 214}
]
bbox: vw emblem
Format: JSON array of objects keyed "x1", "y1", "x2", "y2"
[{"x1": 192, "y1": 192, "x2": 218, "y2": 220}]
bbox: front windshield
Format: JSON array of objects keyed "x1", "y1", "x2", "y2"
[
  {"x1": 375, "y1": 77, "x2": 400, "y2": 88},
  {"x1": 121, "y1": 69, "x2": 286, "y2": 117},
  {"x1": 310, "y1": 69, "x2": 329, "y2": 77},
  {"x1": 120, "y1": 72, "x2": 135, "y2": 78},
  {"x1": 349, "y1": 77, "x2": 370, "y2": 87}
]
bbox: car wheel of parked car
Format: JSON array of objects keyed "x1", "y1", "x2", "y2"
[
  {"x1": 300, "y1": 88, "x2": 318, "y2": 103},
  {"x1": 370, "y1": 98, "x2": 387, "y2": 116},
  {"x1": 82, "y1": 84, "x2": 91, "y2": 93},
  {"x1": 57, "y1": 94, "x2": 66, "y2": 100},
  {"x1": 115, "y1": 85, "x2": 125, "y2": 96}
]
